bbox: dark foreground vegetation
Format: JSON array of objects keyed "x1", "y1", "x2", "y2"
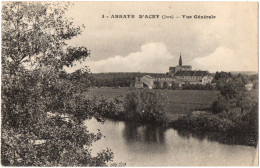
[{"x1": 1, "y1": 2, "x2": 124, "y2": 166}]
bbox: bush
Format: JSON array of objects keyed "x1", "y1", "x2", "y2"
[
  {"x1": 171, "y1": 81, "x2": 179, "y2": 90},
  {"x1": 123, "y1": 89, "x2": 166, "y2": 123},
  {"x1": 153, "y1": 81, "x2": 161, "y2": 89},
  {"x1": 212, "y1": 96, "x2": 229, "y2": 114},
  {"x1": 162, "y1": 82, "x2": 169, "y2": 89}
]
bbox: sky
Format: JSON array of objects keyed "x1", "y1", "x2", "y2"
[{"x1": 64, "y1": 2, "x2": 258, "y2": 73}]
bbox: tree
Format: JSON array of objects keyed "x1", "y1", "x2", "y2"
[
  {"x1": 2, "y1": 2, "x2": 89, "y2": 73},
  {"x1": 212, "y1": 96, "x2": 229, "y2": 114},
  {"x1": 123, "y1": 90, "x2": 166, "y2": 123},
  {"x1": 162, "y1": 81, "x2": 169, "y2": 89},
  {"x1": 214, "y1": 71, "x2": 220, "y2": 80},
  {"x1": 171, "y1": 81, "x2": 179, "y2": 90},
  {"x1": 219, "y1": 80, "x2": 245, "y2": 99},
  {"x1": 153, "y1": 81, "x2": 161, "y2": 89},
  {"x1": 1, "y1": 2, "x2": 121, "y2": 166},
  {"x1": 214, "y1": 71, "x2": 232, "y2": 81},
  {"x1": 2, "y1": 1, "x2": 91, "y2": 127},
  {"x1": 211, "y1": 76, "x2": 258, "y2": 144}
]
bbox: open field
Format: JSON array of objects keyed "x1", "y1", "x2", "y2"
[{"x1": 85, "y1": 87, "x2": 220, "y2": 121}]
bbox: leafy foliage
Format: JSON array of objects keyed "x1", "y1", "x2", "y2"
[
  {"x1": 214, "y1": 71, "x2": 232, "y2": 81},
  {"x1": 123, "y1": 89, "x2": 166, "y2": 123},
  {"x1": 170, "y1": 81, "x2": 180, "y2": 90},
  {"x1": 2, "y1": 2, "x2": 90, "y2": 71},
  {"x1": 1, "y1": 2, "x2": 120, "y2": 166},
  {"x1": 173, "y1": 72, "x2": 258, "y2": 146},
  {"x1": 162, "y1": 81, "x2": 169, "y2": 89},
  {"x1": 1, "y1": 118, "x2": 113, "y2": 166},
  {"x1": 153, "y1": 81, "x2": 161, "y2": 89}
]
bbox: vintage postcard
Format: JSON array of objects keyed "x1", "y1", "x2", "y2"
[{"x1": 1, "y1": 1, "x2": 258, "y2": 166}]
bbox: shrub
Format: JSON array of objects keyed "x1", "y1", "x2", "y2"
[
  {"x1": 123, "y1": 89, "x2": 166, "y2": 123},
  {"x1": 162, "y1": 82, "x2": 169, "y2": 89},
  {"x1": 171, "y1": 81, "x2": 179, "y2": 90},
  {"x1": 212, "y1": 97, "x2": 229, "y2": 114},
  {"x1": 153, "y1": 81, "x2": 161, "y2": 89}
]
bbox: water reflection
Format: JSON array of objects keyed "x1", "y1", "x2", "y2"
[
  {"x1": 176, "y1": 129, "x2": 205, "y2": 142},
  {"x1": 122, "y1": 122, "x2": 141, "y2": 142},
  {"x1": 85, "y1": 119, "x2": 256, "y2": 166},
  {"x1": 122, "y1": 121, "x2": 166, "y2": 144},
  {"x1": 175, "y1": 129, "x2": 257, "y2": 147}
]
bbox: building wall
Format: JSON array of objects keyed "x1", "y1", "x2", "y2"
[
  {"x1": 140, "y1": 76, "x2": 176, "y2": 89},
  {"x1": 201, "y1": 76, "x2": 213, "y2": 85},
  {"x1": 170, "y1": 65, "x2": 192, "y2": 74},
  {"x1": 175, "y1": 66, "x2": 182, "y2": 72},
  {"x1": 175, "y1": 75, "x2": 213, "y2": 85},
  {"x1": 141, "y1": 75, "x2": 154, "y2": 89},
  {"x1": 169, "y1": 67, "x2": 176, "y2": 74},
  {"x1": 181, "y1": 66, "x2": 192, "y2": 71},
  {"x1": 154, "y1": 78, "x2": 175, "y2": 82},
  {"x1": 175, "y1": 75, "x2": 203, "y2": 81},
  {"x1": 138, "y1": 74, "x2": 213, "y2": 89}
]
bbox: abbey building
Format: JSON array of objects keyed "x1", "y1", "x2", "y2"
[
  {"x1": 169, "y1": 53, "x2": 192, "y2": 74},
  {"x1": 135, "y1": 53, "x2": 213, "y2": 89}
]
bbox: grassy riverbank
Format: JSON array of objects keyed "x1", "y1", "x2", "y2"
[
  {"x1": 85, "y1": 87, "x2": 219, "y2": 121},
  {"x1": 84, "y1": 87, "x2": 257, "y2": 146}
]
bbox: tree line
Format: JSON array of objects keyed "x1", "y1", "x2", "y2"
[{"x1": 91, "y1": 71, "x2": 258, "y2": 90}]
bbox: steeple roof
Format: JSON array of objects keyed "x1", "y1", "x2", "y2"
[{"x1": 179, "y1": 53, "x2": 182, "y2": 66}]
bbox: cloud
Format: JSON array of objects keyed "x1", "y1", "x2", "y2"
[
  {"x1": 65, "y1": 44, "x2": 258, "y2": 74},
  {"x1": 65, "y1": 2, "x2": 258, "y2": 73},
  {"x1": 191, "y1": 47, "x2": 258, "y2": 72},
  {"x1": 66, "y1": 42, "x2": 174, "y2": 73}
]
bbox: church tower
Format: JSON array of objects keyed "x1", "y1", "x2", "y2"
[{"x1": 179, "y1": 53, "x2": 182, "y2": 66}]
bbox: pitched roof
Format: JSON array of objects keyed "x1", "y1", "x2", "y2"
[
  {"x1": 174, "y1": 70, "x2": 209, "y2": 77},
  {"x1": 143, "y1": 75, "x2": 154, "y2": 79},
  {"x1": 149, "y1": 73, "x2": 172, "y2": 78},
  {"x1": 182, "y1": 65, "x2": 192, "y2": 68}
]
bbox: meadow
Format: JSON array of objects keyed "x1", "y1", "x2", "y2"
[{"x1": 85, "y1": 87, "x2": 220, "y2": 121}]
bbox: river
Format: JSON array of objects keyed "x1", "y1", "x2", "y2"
[{"x1": 84, "y1": 119, "x2": 257, "y2": 166}]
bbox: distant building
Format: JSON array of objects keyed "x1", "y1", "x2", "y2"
[
  {"x1": 140, "y1": 74, "x2": 174, "y2": 89},
  {"x1": 169, "y1": 54, "x2": 192, "y2": 74},
  {"x1": 174, "y1": 70, "x2": 213, "y2": 85},
  {"x1": 140, "y1": 75, "x2": 155, "y2": 89},
  {"x1": 135, "y1": 53, "x2": 213, "y2": 89}
]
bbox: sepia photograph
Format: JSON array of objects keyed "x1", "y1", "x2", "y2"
[{"x1": 1, "y1": 1, "x2": 259, "y2": 166}]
